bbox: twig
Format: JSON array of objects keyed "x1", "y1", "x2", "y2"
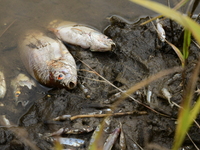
[
  {"x1": 187, "y1": 133, "x2": 200, "y2": 150},
  {"x1": 0, "y1": 19, "x2": 16, "y2": 37},
  {"x1": 126, "y1": 133, "x2": 143, "y2": 150},
  {"x1": 192, "y1": 40, "x2": 200, "y2": 49},
  {"x1": 172, "y1": 101, "x2": 200, "y2": 129},
  {"x1": 78, "y1": 75, "x2": 106, "y2": 82},
  {"x1": 70, "y1": 111, "x2": 147, "y2": 121}
]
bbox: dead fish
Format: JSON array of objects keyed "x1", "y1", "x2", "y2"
[
  {"x1": 11, "y1": 73, "x2": 36, "y2": 106},
  {"x1": 104, "y1": 91, "x2": 126, "y2": 104},
  {"x1": 46, "y1": 126, "x2": 94, "y2": 136},
  {"x1": 79, "y1": 82, "x2": 91, "y2": 98},
  {"x1": 0, "y1": 102, "x2": 4, "y2": 106},
  {"x1": 156, "y1": 18, "x2": 166, "y2": 42},
  {"x1": 39, "y1": 134, "x2": 85, "y2": 147},
  {"x1": 53, "y1": 114, "x2": 72, "y2": 121},
  {"x1": 146, "y1": 88, "x2": 152, "y2": 104},
  {"x1": 0, "y1": 115, "x2": 11, "y2": 126},
  {"x1": 58, "y1": 137, "x2": 85, "y2": 147},
  {"x1": 103, "y1": 127, "x2": 121, "y2": 150},
  {"x1": 119, "y1": 123, "x2": 126, "y2": 150},
  {"x1": 161, "y1": 88, "x2": 174, "y2": 107},
  {"x1": 48, "y1": 20, "x2": 115, "y2": 52},
  {"x1": 18, "y1": 30, "x2": 77, "y2": 89},
  {"x1": 0, "y1": 71, "x2": 6, "y2": 98},
  {"x1": 88, "y1": 117, "x2": 111, "y2": 149}
]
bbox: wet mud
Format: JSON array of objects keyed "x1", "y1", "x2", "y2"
[{"x1": 0, "y1": 16, "x2": 200, "y2": 149}]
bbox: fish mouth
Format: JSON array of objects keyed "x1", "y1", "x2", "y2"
[
  {"x1": 66, "y1": 81, "x2": 77, "y2": 89},
  {"x1": 110, "y1": 43, "x2": 116, "y2": 51},
  {"x1": 63, "y1": 77, "x2": 77, "y2": 89}
]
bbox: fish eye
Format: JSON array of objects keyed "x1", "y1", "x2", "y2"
[
  {"x1": 15, "y1": 91, "x2": 21, "y2": 97},
  {"x1": 57, "y1": 73, "x2": 64, "y2": 80}
]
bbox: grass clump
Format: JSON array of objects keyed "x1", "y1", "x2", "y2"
[{"x1": 129, "y1": 0, "x2": 200, "y2": 149}]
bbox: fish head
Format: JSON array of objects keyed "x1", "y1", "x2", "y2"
[
  {"x1": 50, "y1": 61, "x2": 77, "y2": 90},
  {"x1": 90, "y1": 32, "x2": 115, "y2": 52}
]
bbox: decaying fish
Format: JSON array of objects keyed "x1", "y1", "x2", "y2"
[
  {"x1": 79, "y1": 82, "x2": 91, "y2": 98},
  {"x1": 103, "y1": 127, "x2": 121, "y2": 150},
  {"x1": 0, "y1": 102, "x2": 4, "y2": 106},
  {"x1": 57, "y1": 137, "x2": 85, "y2": 147},
  {"x1": 0, "y1": 115, "x2": 11, "y2": 126},
  {"x1": 48, "y1": 20, "x2": 115, "y2": 52},
  {"x1": 45, "y1": 126, "x2": 93, "y2": 136},
  {"x1": 119, "y1": 123, "x2": 126, "y2": 150},
  {"x1": 156, "y1": 18, "x2": 166, "y2": 42},
  {"x1": 161, "y1": 88, "x2": 174, "y2": 107},
  {"x1": 11, "y1": 73, "x2": 36, "y2": 106},
  {"x1": 39, "y1": 134, "x2": 85, "y2": 148},
  {"x1": 18, "y1": 30, "x2": 77, "y2": 89},
  {"x1": 0, "y1": 71, "x2": 6, "y2": 99},
  {"x1": 88, "y1": 117, "x2": 111, "y2": 149}
]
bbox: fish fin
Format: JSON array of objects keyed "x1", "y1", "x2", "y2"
[
  {"x1": 71, "y1": 27, "x2": 85, "y2": 35},
  {"x1": 48, "y1": 28, "x2": 58, "y2": 33}
]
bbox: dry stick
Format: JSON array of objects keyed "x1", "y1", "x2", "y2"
[
  {"x1": 77, "y1": 58, "x2": 182, "y2": 117},
  {"x1": 126, "y1": 133, "x2": 143, "y2": 150},
  {"x1": 78, "y1": 69, "x2": 106, "y2": 82},
  {"x1": 187, "y1": 133, "x2": 200, "y2": 150},
  {"x1": 70, "y1": 111, "x2": 147, "y2": 121},
  {"x1": 78, "y1": 75, "x2": 106, "y2": 82},
  {"x1": 173, "y1": 0, "x2": 189, "y2": 11},
  {"x1": 193, "y1": 40, "x2": 200, "y2": 49},
  {"x1": 140, "y1": 15, "x2": 162, "y2": 26},
  {"x1": 0, "y1": 19, "x2": 16, "y2": 37},
  {"x1": 77, "y1": 69, "x2": 95, "y2": 74}
]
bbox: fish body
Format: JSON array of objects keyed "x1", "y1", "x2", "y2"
[
  {"x1": 0, "y1": 115, "x2": 11, "y2": 126},
  {"x1": 0, "y1": 71, "x2": 6, "y2": 98},
  {"x1": 48, "y1": 20, "x2": 115, "y2": 52},
  {"x1": 18, "y1": 30, "x2": 77, "y2": 89},
  {"x1": 156, "y1": 18, "x2": 166, "y2": 42}
]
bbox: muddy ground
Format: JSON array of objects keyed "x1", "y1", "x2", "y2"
[{"x1": 0, "y1": 16, "x2": 200, "y2": 150}]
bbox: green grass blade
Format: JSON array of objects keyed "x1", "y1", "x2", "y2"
[
  {"x1": 190, "y1": 96, "x2": 200, "y2": 123},
  {"x1": 140, "y1": 0, "x2": 190, "y2": 26},
  {"x1": 173, "y1": 57, "x2": 200, "y2": 150},
  {"x1": 54, "y1": 140, "x2": 63, "y2": 150},
  {"x1": 183, "y1": 29, "x2": 191, "y2": 60},
  {"x1": 173, "y1": 96, "x2": 200, "y2": 150},
  {"x1": 174, "y1": 108, "x2": 190, "y2": 150},
  {"x1": 129, "y1": 0, "x2": 200, "y2": 45}
]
